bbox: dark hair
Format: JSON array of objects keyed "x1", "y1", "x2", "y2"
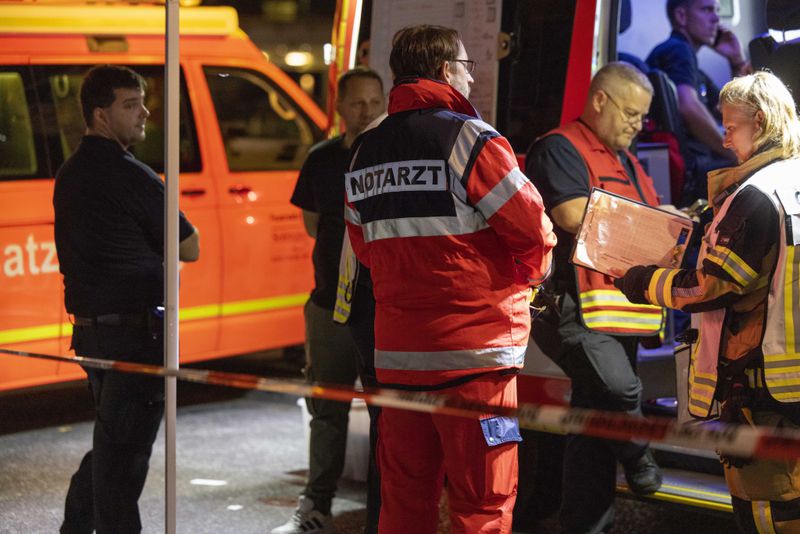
[
  {"x1": 80, "y1": 65, "x2": 146, "y2": 127},
  {"x1": 667, "y1": 0, "x2": 693, "y2": 26},
  {"x1": 337, "y1": 67, "x2": 384, "y2": 100},
  {"x1": 389, "y1": 25, "x2": 461, "y2": 80}
]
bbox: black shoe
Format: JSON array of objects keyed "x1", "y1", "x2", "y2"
[{"x1": 623, "y1": 450, "x2": 662, "y2": 495}]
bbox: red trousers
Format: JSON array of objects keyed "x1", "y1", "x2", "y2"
[{"x1": 377, "y1": 374, "x2": 519, "y2": 534}]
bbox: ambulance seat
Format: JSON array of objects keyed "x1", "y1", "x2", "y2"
[
  {"x1": 749, "y1": 0, "x2": 800, "y2": 95},
  {"x1": 644, "y1": 69, "x2": 689, "y2": 204},
  {"x1": 616, "y1": 0, "x2": 689, "y2": 205}
]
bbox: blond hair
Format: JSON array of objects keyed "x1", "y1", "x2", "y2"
[{"x1": 719, "y1": 71, "x2": 800, "y2": 159}]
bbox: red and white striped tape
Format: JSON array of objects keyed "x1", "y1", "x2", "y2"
[{"x1": 2, "y1": 347, "x2": 799, "y2": 461}]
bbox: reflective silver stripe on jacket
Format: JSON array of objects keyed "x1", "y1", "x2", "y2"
[
  {"x1": 375, "y1": 345, "x2": 526, "y2": 371},
  {"x1": 475, "y1": 167, "x2": 529, "y2": 220},
  {"x1": 361, "y1": 212, "x2": 489, "y2": 242}
]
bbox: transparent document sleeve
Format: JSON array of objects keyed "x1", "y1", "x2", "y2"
[{"x1": 571, "y1": 188, "x2": 694, "y2": 277}]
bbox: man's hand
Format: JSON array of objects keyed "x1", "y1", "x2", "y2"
[
  {"x1": 179, "y1": 229, "x2": 200, "y2": 262},
  {"x1": 713, "y1": 26, "x2": 752, "y2": 75},
  {"x1": 613, "y1": 265, "x2": 658, "y2": 304}
]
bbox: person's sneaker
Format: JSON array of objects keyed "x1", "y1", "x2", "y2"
[
  {"x1": 623, "y1": 449, "x2": 663, "y2": 495},
  {"x1": 270, "y1": 496, "x2": 334, "y2": 534}
]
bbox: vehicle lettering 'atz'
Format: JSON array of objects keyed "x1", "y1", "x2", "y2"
[
  {"x1": 3, "y1": 235, "x2": 59, "y2": 278},
  {"x1": 346, "y1": 159, "x2": 447, "y2": 202}
]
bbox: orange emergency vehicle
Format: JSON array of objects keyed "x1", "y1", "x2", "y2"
[{"x1": 0, "y1": 2, "x2": 326, "y2": 390}]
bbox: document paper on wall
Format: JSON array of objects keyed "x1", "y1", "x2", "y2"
[
  {"x1": 572, "y1": 188, "x2": 694, "y2": 277},
  {"x1": 369, "y1": 0, "x2": 501, "y2": 125}
]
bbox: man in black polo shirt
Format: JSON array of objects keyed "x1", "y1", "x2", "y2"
[
  {"x1": 647, "y1": 0, "x2": 747, "y2": 205},
  {"x1": 272, "y1": 67, "x2": 384, "y2": 534},
  {"x1": 55, "y1": 65, "x2": 198, "y2": 534},
  {"x1": 526, "y1": 62, "x2": 663, "y2": 534}
]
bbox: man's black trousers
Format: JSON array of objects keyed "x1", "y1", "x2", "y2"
[{"x1": 60, "y1": 319, "x2": 164, "y2": 534}]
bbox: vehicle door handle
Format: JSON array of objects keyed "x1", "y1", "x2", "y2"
[
  {"x1": 228, "y1": 185, "x2": 252, "y2": 195},
  {"x1": 181, "y1": 188, "x2": 206, "y2": 197}
]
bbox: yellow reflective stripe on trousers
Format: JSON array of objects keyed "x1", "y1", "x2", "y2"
[
  {"x1": 0, "y1": 293, "x2": 308, "y2": 345},
  {"x1": 752, "y1": 501, "x2": 776, "y2": 534}
]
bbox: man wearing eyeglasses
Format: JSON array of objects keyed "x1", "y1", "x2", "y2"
[
  {"x1": 344, "y1": 25, "x2": 556, "y2": 533},
  {"x1": 526, "y1": 61, "x2": 664, "y2": 534}
]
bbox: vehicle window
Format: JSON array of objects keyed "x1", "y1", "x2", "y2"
[
  {"x1": 204, "y1": 67, "x2": 316, "y2": 172},
  {"x1": 0, "y1": 69, "x2": 43, "y2": 180},
  {"x1": 35, "y1": 65, "x2": 201, "y2": 174}
]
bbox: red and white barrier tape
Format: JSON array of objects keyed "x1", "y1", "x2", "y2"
[{"x1": 2, "y1": 347, "x2": 799, "y2": 461}]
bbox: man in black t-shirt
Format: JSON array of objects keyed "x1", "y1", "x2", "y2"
[
  {"x1": 55, "y1": 65, "x2": 198, "y2": 534},
  {"x1": 272, "y1": 67, "x2": 385, "y2": 534},
  {"x1": 647, "y1": 0, "x2": 747, "y2": 205}
]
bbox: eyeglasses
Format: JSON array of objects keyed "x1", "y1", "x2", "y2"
[
  {"x1": 604, "y1": 91, "x2": 647, "y2": 127},
  {"x1": 449, "y1": 59, "x2": 476, "y2": 74}
]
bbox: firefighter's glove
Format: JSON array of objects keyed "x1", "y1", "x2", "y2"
[
  {"x1": 716, "y1": 383, "x2": 754, "y2": 468},
  {"x1": 613, "y1": 265, "x2": 658, "y2": 305}
]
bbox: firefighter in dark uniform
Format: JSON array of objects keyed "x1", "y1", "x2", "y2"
[
  {"x1": 617, "y1": 71, "x2": 800, "y2": 534},
  {"x1": 55, "y1": 65, "x2": 199, "y2": 534},
  {"x1": 526, "y1": 62, "x2": 664, "y2": 534}
]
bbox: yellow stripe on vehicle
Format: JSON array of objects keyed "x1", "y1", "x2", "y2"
[
  {"x1": 0, "y1": 6, "x2": 239, "y2": 36},
  {"x1": 220, "y1": 293, "x2": 307, "y2": 317},
  {"x1": 0, "y1": 293, "x2": 308, "y2": 345},
  {"x1": 179, "y1": 304, "x2": 223, "y2": 321},
  {"x1": 0, "y1": 324, "x2": 63, "y2": 345}
]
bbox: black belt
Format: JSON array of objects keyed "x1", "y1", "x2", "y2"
[{"x1": 72, "y1": 312, "x2": 149, "y2": 327}]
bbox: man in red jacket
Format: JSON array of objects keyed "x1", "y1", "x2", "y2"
[{"x1": 345, "y1": 25, "x2": 556, "y2": 534}]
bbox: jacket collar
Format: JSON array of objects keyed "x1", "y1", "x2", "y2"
[
  {"x1": 707, "y1": 147, "x2": 785, "y2": 210},
  {"x1": 388, "y1": 77, "x2": 480, "y2": 118}
]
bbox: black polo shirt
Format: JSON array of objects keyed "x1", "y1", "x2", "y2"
[
  {"x1": 526, "y1": 133, "x2": 641, "y2": 294},
  {"x1": 54, "y1": 135, "x2": 195, "y2": 316},
  {"x1": 647, "y1": 30, "x2": 721, "y2": 123},
  {"x1": 290, "y1": 136, "x2": 351, "y2": 310}
]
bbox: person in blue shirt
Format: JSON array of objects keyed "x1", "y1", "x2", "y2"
[{"x1": 647, "y1": 0, "x2": 749, "y2": 205}]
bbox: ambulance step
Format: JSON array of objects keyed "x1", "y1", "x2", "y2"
[{"x1": 617, "y1": 467, "x2": 731, "y2": 513}]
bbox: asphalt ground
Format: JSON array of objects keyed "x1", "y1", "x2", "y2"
[{"x1": 0, "y1": 351, "x2": 737, "y2": 533}]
